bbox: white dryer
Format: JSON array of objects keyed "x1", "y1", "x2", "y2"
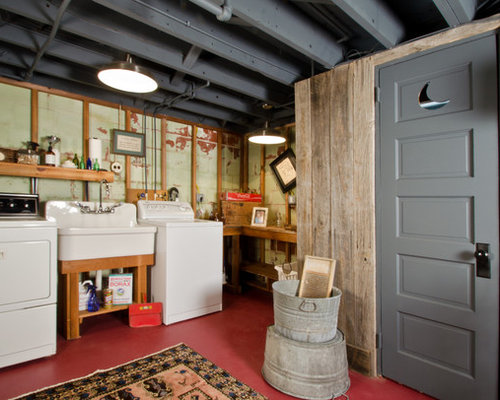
[
  {"x1": 0, "y1": 193, "x2": 57, "y2": 368},
  {"x1": 138, "y1": 201, "x2": 223, "y2": 325}
]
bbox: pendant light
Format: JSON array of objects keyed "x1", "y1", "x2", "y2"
[
  {"x1": 248, "y1": 121, "x2": 286, "y2": 145},
  {"x1": 98, "y1": 54, "x2": 158, "y2": 93}
]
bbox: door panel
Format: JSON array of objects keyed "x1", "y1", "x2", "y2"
[
  {"x1": 398, "y1": 254, "x2": 474, "y2": 310},
  {"x1": 378, "y1": 34, "x2": 498, "y2": 399},
  {"x1": 397, "y1": 63, "x2": 471, "y2": 122}
]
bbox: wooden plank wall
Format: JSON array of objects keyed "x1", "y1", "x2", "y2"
[{"x1": 295, "y1": 14, "x2": 500, "y2": 377}]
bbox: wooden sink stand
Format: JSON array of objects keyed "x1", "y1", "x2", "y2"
[{"x1": 59, "y1": 254, "x2": 154, "y2": 340}]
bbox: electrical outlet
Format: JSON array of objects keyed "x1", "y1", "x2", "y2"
[{"x1": 196, "y1": 193, "x2": 205, "y2": 203}]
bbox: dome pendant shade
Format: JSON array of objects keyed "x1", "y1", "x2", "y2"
[
  {"x1": 97, "y1": 56, "x2": 158, "y2": 93},
  {"x1": 248, "y1": 122, "x2": 286, "y2": 145}
]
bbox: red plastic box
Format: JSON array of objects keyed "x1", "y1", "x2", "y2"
[
  {"x1": 128, "y1": 302, "x2": 162, "y2": 327},
  {"x1": 221, "y1": 191, "x2": 262, "y2": 202}
]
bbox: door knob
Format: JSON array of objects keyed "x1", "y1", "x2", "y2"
[{"x1": 474, "y1": 243, "x2": 491, "y2": 279}]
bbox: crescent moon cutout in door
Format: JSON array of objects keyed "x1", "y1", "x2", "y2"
[{"x1": 418, "y1": 82, "x2": 450, "y2": 110}]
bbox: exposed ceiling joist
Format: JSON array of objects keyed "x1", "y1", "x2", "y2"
[
  {"x1": 0, "y1": 23, "x2": 268, "y2": 120},
  {"x1": 171, "y1": 45, "x2": 203, "y2": 87},
  {"x1": 0, "y1": 63, "x2": 228, "y2": 129},
  {"x1": 0, "y1": 44, "x2": 250, "y2": 126},
  {"x1": 0, "y1": 0, "x2": 498, "y2": 134},
  {"x1": 92, "y1": 0, "x2": 305, "y2": 86},
  {"x1": 228, "y1": 0, "x2": 344, "y2": 68},
  {"x1": 0, "y1": 0, "x2": 290, "y2": 105},
  {"x1": 433, "y1": 0, "x2": 477, "y2": 25},
  {"x1": 322, "y1": 0, "x2": 405, "y2": 48}
]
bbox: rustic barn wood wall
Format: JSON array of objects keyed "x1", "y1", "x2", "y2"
[{"x1": 295, "y1": 14, "x2": 500, "y2": 376}]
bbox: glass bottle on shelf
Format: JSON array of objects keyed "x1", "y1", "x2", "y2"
[
  {"x1": 44, "y1": 146, "x2": 56, "y2": 166},
  {"x1": 276, "y1": 211, "x2": 282, "y2": 228}
]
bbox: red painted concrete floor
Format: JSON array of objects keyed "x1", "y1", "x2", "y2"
[{"x1": 0, "y1": 288, "x2": 433, "y2": 400}]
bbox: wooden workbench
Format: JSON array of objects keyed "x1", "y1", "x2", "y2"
[{"x1": 223, "y1": 225, "x2": 297, "y2": 293}]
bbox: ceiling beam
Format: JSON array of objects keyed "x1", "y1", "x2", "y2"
[
  {"x1": 320, "y1": 0, "x2": 405, "y2": 48},
  {"x1": 228, "y1": 0, "x2": 344, "y2": 68},
  {"x1": 0, "y1": 64, "x2": 243, "y2": 131},
  {"x1": 171, "y1": 45, "x2": 203, "y2": 87},
  {"x1": 0, "y1": 44, "x2": 252, "y2": 126},
  {"x1": 91, "y1": 0, "x2": 305, "y2": 85},
  {"x1": 0, "y1": 22, "x2": 268, "y2": 119},
  {"x1": 432, "y1": 0, "x2": 477, "y2": 25},
  {"x1": 0, "y1": 0, "x2": 290, "y2": 105}
]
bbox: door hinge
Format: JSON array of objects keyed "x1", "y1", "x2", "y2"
[
  {"x1": 376, "y1": 333, "x2": 382, "y2": 349},
  {"x1": 375, "y1": 86, "x2": 380, "y2": 103}
]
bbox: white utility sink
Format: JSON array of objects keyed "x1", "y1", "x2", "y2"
[{"x1": 45, "y1": 201, "x2": 156, "y2": 261}]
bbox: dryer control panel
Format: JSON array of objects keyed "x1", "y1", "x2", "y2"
[{"x1": 138, "y1": 200, "x2": 194, "y2": 221}]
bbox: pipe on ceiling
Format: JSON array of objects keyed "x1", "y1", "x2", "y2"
[
  {"x1": 188, "y1": 0, "x2": 232, "y2": 22},
  {"x1": 25, "y1": 0, "x2": 72, "y2": 80}
]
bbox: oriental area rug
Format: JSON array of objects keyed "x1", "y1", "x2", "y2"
[{"x1": 14, "y1": 343, "x2": 268, "y2": 400}]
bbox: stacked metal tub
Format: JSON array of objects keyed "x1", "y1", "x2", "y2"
[{"x1": 262, "y1": 280, "x2": 350, "y2": 399}]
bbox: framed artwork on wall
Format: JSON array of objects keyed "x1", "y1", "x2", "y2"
[
  {"x1": 270, "y1": 148, "x2": 296, "y2": 193},
  {"x1": 111, "y1": 129, "x2": 146, "y2": 157},
  {"x1": 251, "y1": 207, "x2": 268, "y2": 227}
]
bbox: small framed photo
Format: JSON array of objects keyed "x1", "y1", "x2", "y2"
[
  {"x1": 251, "y1": 207, "x2": 268, "y2": 227},
  {"x1": 112, "y1": 129, "x2": 146, "y2": 157},
  {"x1": 270, "y1": 148, "x2": 296, "y2": 193}
]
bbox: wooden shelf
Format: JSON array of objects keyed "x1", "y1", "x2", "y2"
[
  {"x1": 79, "y1": 303, "x2": 131, "y2": 320},
  {"x1": 0, "y1": 162, "x2": 114, "y2": 182},
  {"x1": 241, "y1": 262, "x2": 279, "y2": 280},
  {"x1": 241, "y1": 262, "x2": 278, "y2": 292}
]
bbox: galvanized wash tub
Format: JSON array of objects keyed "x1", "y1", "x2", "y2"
[
  {"x1": 273, "y1": 280, "x2": 341, "y2": 343},
  {"x1": 262, "y1": 325, "x2": 350, "y2": 400}
]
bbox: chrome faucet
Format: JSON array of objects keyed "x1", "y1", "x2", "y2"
[
  {"x1": 75, "y1": 180, "x2": 122, "y2": 214},
  {"x1": 98, "y1": 179, "x2": 110, "y2": 213}
]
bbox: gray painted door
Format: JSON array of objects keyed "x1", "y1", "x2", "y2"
[{"x1": 377, "y1": 34, "x2": 498, "y2": 399}]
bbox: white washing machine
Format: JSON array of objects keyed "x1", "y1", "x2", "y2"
[
  {"x1": 0, "y1": 193, "x2": 57, "y2": 368},
  {"x1": 138, "y1": 200, "x2": 223, "y2": 325}
]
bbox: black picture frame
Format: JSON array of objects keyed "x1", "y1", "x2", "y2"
[
  {"x1": 270, "y1": 148, "x2": 296, "y2": 193},
  {"x1": 111, "y1": 129, "x2": 146, "y2": 157}
]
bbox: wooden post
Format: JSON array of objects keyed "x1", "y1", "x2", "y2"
[
  {"x1": 83, "y1": 101, "x2": 89, "y2": 160},
  {"x1": 125, "y1": 110, "x2": 131, "y2": 190},
  {"x1": 133, "y1": 265, "x2": 148, "y2": 303},
  {"x1": 241, "y1": 135, "x2": 248, "y2": 192},
  {"x1": 284, "y1": 127, "x2": 291, "y2": 226},
  {"x1": 231, "y1": 235, "x2": 241, "y2": 293},
  {"x1": 217, "y1": 130, "x2": 222, "y2": 214},
  {"x1": 191, "y1": 125, "x2": 197, "y2": 211},
  {"x1": 68, "y1": 272, "x2": 80, "y2": 339},
  {"x1": 161, "y1": 117, "x2": 167, "y2": 190},
  {"x1": 82, "y1": 100, "x2": 90, "y2": 201},
  {"x1": 260, "y1": 142, "x2": 266, "y2": 200},
  {"x1": 30, "y1": 89, "x2": 38, "y2": 143},
  {"x1": 259, "y1": 144, "x2": 266, "y2": 261}
]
